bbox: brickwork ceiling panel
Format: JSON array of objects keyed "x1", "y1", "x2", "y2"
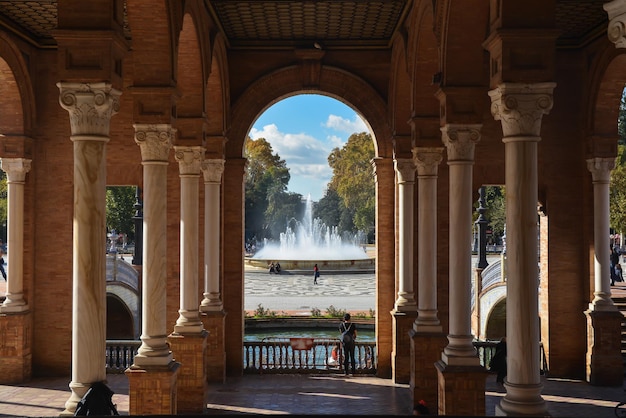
[{"x1": 0, "y1": 0, "x2": 613, "y2": 50}]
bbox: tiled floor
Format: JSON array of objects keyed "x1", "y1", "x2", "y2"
[{"x1": 1, "y1": 372, "x2": 626, "y2": 417}]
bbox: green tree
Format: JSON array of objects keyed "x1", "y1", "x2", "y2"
[
  {"x1": 314, "y1": 187, "x2": 343, "y2": 230},
  {"x1": 611, "y1": 145, "x2": 626, "y2": 233},
  {"x1": 245, "y1": 137, "x2": 297, "y2": 243},
  {"x1": 106, "y1": 186, "x2": 137, "y2": 241},
  {"x1": 327, "y1": 132, "x2": 375, "y2": 240}
]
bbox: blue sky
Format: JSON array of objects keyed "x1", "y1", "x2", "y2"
[{"x1": 248, "y1": 94, "x2": 369, "y2": 201}]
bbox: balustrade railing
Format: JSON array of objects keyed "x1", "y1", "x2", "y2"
[{"x1": 105, "y1": 339, "x2": 548, "y2": 376}]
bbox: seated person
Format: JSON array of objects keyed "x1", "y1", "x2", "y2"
[
  {"x1": 327, "y1": 344, "x2": 339, "y2": 367},
  {"x1": 275, "y1": 262, "x2": 281, "y2": 273}
]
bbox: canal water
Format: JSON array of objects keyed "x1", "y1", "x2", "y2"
[{"x1": 244, "y1": 328, "x2": 375, "y2": 342}]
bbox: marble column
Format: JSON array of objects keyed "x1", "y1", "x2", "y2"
[
  {"x1": 604, "y1": 0, "x2": 626, "y2": 48},
  {"x1": 440, "y1": 124, "x2": 482, "y2": 365},
  {"x1": 585, "y1": 157, "x2": 623, "y2": 386},
  {"x1": 57, "y1": 82, "x2": 120, "y2": 415},
  {"x1": 200, "y1": 159, "x2": 225, "y2": 311},
  {"x1": 435, "y1": 124, "x2": 485, "y2": 416},
  {"x1": 409, "y1": 147, "x2": 446, "y2": 411},
  {"x1": 173, "y1": 146, "x2": 205, "y2": 334},
  {"x1": 126, "y1": 124, "x2": 180, "y2": 416},
  {"x1": 391, "y1": 158, "x2": 417, "y2": 383},
  {"x1": 200, "y1": 159, "x2": 226, "y2": 383},
  {"x1": 587, "y1": 158, "x2": 617, "y2": 311},
  {"x1": 394, "y1": 158, "x2": 417, "y2": 311},
  {"x1": 413, "y1": 148, "x2": 444, "y2": 331},
  {"x1": 489, "y1": 83, "x2": 555, "y2": 416},
  {"x1": 0, "y1": 158, "x2": 31, "y2": 312}
]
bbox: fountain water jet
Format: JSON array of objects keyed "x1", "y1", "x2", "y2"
[{"x1": 247, "y1": 195, "x2": 374, "y2": 270}]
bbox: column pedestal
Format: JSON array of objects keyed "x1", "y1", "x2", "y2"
[
  {"x1": 409, "y1": 330, "x2": 447, "y2": 413},
  {"x1": 201, "y1": 311, "x2": 226, "y2": 383},
  {"x1": 435, "y1": 360, "x2": 486, "y2": 416},
  {"x1": 585, "y1": 309, "x2": 624, "y2": 386},
  {"x1": 168, "y1": 331, "x2": 208, "y2": 413},
  {"x1": 392, "y1": 311, "x2": 416, "y2": 383},
  {"x1": 0, "y1": 312, "x2": 31, "y2": 383},
  {"x1": 126, "y1": 362, "x2": 181, "y2": 415}
]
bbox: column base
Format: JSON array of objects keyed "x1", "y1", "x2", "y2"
[
  {"x1": 585, "y1": 309, "x2": 624, "y2": 386},
  {"x1": 168, "y1": 330, "x2": 208, "y2": 414},
  {"x1": 410, "y1": 330, "x2": 447, "y2": 414},
  {"x1": 201, "y1": 310, "x2": 227, "y2": 383},
  {"x1": 435, "y1": 360, "x2": 487, "y2": 416},
  {"x1": 125, "y1": 361, "x2": 181, "y2": 415},
  {"x1": 391, "y1": 310, "x2": 417, "y2": 384},
  {"x1": 0, "y1": 311, "x2": 32, "y2": 384},
  {"x1": 496, "y1": 381, "x2": 547, "y2": 416}
]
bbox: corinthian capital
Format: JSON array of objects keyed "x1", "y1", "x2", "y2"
[
  {"x1": 57, "y1": 82, "x2": 120, "y2": 137},
  {"x1": 488, "y1": 83, "x2": 555, "y2": 138},
  {"x1": 133, "y1": 124, "x2": 174, "y2": 162},
  {"x1": 201, "y1": 159, "x2": 225, "y2": 183},
  {"x1": 441, "y1": 124, "x2": 481, "y2": 162},
  {"x1": 605, "y1": 0, "x2": 626, "y2": 48},
  {"x1": 587, "y1": 157, "x2": 616, "y2": 184},
  {"x1": 394, "y1": 158, "x2": 415, "y2": 184},
  {"x1": 174, "y1": 146, "x2": 204, "y2": 176},
  {"x1": 413, "y1": 147, "x2": 444, "y2": 177},
  {"x1": 0, "y1": 158, "x2": 32, "y2": 183}
]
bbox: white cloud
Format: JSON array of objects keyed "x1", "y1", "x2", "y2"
[{"x1": 323, "y1": 114, "x2": 368, "y2": 134}]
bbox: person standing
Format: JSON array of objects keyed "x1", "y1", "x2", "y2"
[
  {"x1": 339, "y1": 313, "x2": 357, "y2": 375},
  {"x1": 489, "y1": 337, "x2": 507, "y2": 384},
  {"x1": 611, "y1": 246, "x2": 620, "y2": 286},
  {"x1": 0, "y1": 249, "x2": 6, "y2": 281},
  {"x1": 313, "y1": 263, "x2": 320, "y2": 285}
]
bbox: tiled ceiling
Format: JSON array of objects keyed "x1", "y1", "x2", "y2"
[{"x1": 0, "y1": 0, "x2": 611, "y2": 50}]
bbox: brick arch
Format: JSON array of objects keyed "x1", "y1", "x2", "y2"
[
  {"x1": 408, "y1": 1, "x2": 440, "y2": 121},
  {"x1": 205, "y1": 33, "x2": 229, "y2": 156},
  {"x1": 226, "y1": 65, "x2": 392, "y2": 159},
  {"x1": 587, "y1": 47, "x2": 626, "y2": 139},
  {"x1": 389, "y1": 34, "x2": 413, "y2": 150},
  {"x1": 0, "y1": 32, "x2": 35, "y2": 136},
  {"x1": 176, "y1": 13, "x2": 204, "y2": 119}
]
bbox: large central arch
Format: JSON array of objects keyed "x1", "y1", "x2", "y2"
[{"x1": 222, "y1": 64, "x2": 396, "y2": 376}]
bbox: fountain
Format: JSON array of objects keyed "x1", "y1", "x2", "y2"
[{"x1": 246, "y1": 195, "x2": 374, "y2": 271}]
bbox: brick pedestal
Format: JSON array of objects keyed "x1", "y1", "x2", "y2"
[
  {"x1": 392, "y1": 311, "x2": 417, "y2": 384},
  {"x1": 585, "y1": 309, "x2": 624, "y2": 386},
  {"x1": 126, "y1": 361, "x2": 181, "y2": 415},
  {"x1": 201, "y1": 311, "x2": 226, "y2": 383},
  {"x1": 409, "y1": 330, "x2": 447, "y2": 412},
  {"x1": 168, "y1": 331, "x2": 208, "y2": 413},
  {"x1": 435, "y1": 360, "x2": 486, "y2": 416},
  {"x1": 0, "y1": 312, "x2": 32, "y2": 383}
]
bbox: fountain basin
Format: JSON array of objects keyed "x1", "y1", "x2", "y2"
[{"x1": 245, "y1": 257, "x2": 375, "y2": 271}]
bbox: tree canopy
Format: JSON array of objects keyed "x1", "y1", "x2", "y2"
[{"x1": 105, "y1": 186, "x2": 137, "y2": 241}]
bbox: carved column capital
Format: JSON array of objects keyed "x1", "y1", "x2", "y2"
[
  {"x1": 201, "y1": 159, "x2": 225, "y2": 183},
  {"x1": 0, "y1": 158, "x2": 31, "y2": 183},
  {"x1": 394, "y1": 158, "x2": 416, "y2": 184},
  {"x1": 57, "y1": 82, "x2": 120, "y2": 137},
  {"x1": 441, "y1": 124, "x2": 481, "y2": 162},
  {"x1": 587, "y1": 157, "x2": 616, "y2": 184},
  {"x1": 134, "y1": 124, "x2": 174, "y2": 162},
  {"x1": 488, "y1": 83, "x2": 556, "y2": 138},
  {"x1": 174, "y1": 146, "x2": 204, "y2": 176},
  {"x1": 413, "y1": 147, "x2": 444, "y2": 177},
  {"x1": 605, "y1": 0, "x2": 626, "y2": 48}
]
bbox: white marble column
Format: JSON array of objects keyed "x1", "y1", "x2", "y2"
[
  {"x1": 133, "y1": 124, "x2": 174, "y2": 367},
  {"x1": 200, "y1": 159, "x2": 224, "y2": 311},
  {"x1": 587, "y1": 158, "x2": 617, "y2": 311},
  {"x1": 0, "y1": 158, "x2": 31, "y2": 312},
  {"x1": 489, "y1": 83, "x2": 555, "y2": 416},
  {"x1": 441, "y1": 124, "x2": 481, "y2": 365},
  {"x1": 413, "y1": 147, "x2": 444, "y2": 331},
  {"x1": 173, "y1": 146, "x2": 205, "y2": 334},
  {"x1": 57, "y1": 82, "x2": 120, "y2": 414},
  {"x1": 394, "y1": 158, "x2": 417, "y2": 311},
  {"x1": 605, "y1": 0, "x2": 626, "y2": 48}
]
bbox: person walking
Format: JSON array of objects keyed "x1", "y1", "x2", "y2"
[
  {"x1": 611, "y1": 246, "x2": 620, "y2": 286},
  {"x1": 313, "y1": 263, "x2": 320, "y2": 285},
  {"x1": 0, "y1": 249, "x2": 7, "y2": 281},
  {"x1": 339, "y1": 313, "x2": 357, "y2": 376}
]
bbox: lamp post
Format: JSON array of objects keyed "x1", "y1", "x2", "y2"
[
  {"x1": 475, "y1": 186, "x2": 489, "y2": 269},
  {"x1": 132, "y1": 186, "x2": 143, "y2": 266}
]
